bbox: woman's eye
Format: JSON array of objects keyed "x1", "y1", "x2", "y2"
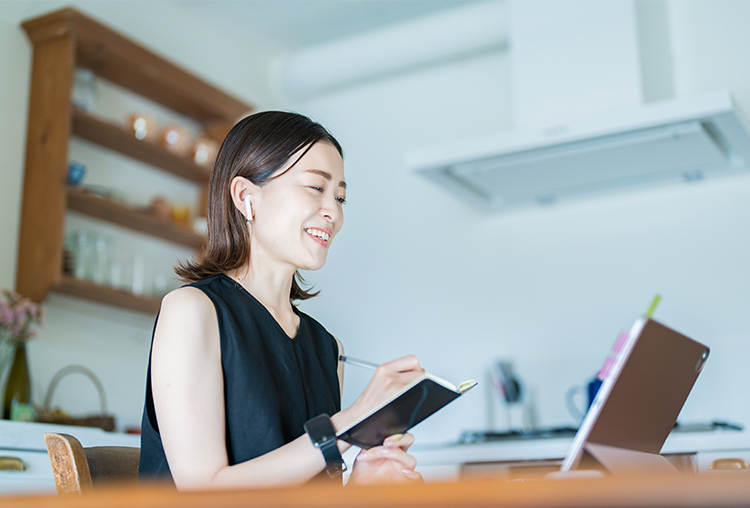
[
  {"x1": 309, "y1": 186, "x2": 324, "y2": 193},
  {"x1": 336, "y1": 197, "x2": 347, "y2": 205}
]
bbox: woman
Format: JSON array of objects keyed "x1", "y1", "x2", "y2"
[{"x1": 139, "y1": 111, "x2": 425, "y2": 489}]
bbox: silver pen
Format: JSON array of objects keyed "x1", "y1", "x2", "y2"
[{"x1": 338, "y1": 355, "x2": 379, "y2": 370}]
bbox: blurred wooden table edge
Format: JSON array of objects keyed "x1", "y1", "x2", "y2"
[{"x1": 4, "y1": 473, "x2": 750, "y2": 508}]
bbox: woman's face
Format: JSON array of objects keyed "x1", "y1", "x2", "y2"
[{"x1": 250, "y1": 141, "x2": 346, "y2": 273}]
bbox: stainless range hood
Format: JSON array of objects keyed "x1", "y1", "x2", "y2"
[{"x1": 407, "y1": 91, "x2": 750, "y2": 211}]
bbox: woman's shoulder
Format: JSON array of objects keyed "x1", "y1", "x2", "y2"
[
  {"x1": 152, "y1": 286, "x2": 221, "y2": 351},
  {"x1": 160, "y1": 275, "x2": 229, "y2": 308},
  {"x1": 159, "y1": 285, "x2": 215, "y2": 319}
]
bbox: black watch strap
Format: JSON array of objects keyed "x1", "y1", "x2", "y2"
[{"x1": 304, "y1": 414, "x2": 347, "y2": 477}]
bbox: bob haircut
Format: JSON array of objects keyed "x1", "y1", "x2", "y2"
[{"x1": 175, "y1": 111, "x2": 343, "y2": 302}]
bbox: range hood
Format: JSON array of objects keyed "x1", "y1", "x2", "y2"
[
  {"x1": 404, "y1": 1, "x2": 750, "y2": 211},
  {"x1": 407, "y1": 91, "x2": 750, "y2": 211}
]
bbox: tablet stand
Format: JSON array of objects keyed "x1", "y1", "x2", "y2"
[{"x1": 583, "y1": 443, "x2": 681, "y2": 476}]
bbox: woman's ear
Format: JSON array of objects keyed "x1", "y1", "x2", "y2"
[{"x1": 230, "y1": 176, "x2": 258, "y2": 222}]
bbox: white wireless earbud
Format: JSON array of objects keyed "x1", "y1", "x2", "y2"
[{"x1": 244, "y1": 194, "x2": 253, "y2": 223}]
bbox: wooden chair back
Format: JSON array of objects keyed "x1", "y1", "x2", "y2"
[{"x1": 44, "y1": 432, "x2": 140, "y2": 494}]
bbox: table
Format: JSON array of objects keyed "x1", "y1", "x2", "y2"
[{"x1": 3, "y1": 473, "x2": 750, "y2": 508}]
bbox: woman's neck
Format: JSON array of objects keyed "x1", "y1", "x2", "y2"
[{"x1": 227, "y1": 261, "x2": 298, "y2": 333}]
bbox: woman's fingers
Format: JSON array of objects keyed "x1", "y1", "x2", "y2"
[
  {"x1": 370, "y1": 355, "x2": 424, "y2": 392},
  {"x1": 358, "y1": 445, "x2": 417, "y2": 470},
  {"x1": 401, "y1": 468, "x2": 424, "y2": 483},
  {"x1": 383, "y1": 432, "x2": 414, "y2": 451},
  {"x1": 370, "y1": 356, "x2": 423, "y2": 385},
  {"x1": 347, "y1": 445, "x2": 422, "y2": 486},
  {"x1": 384, "y1": 446, "x2": 417, "y2": 470},
  {"x1": 381, "y1": 355, "x2": 424, "y2": 374}
]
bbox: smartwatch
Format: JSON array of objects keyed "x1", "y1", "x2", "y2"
[{"x1": 304, "y1": 414, "x2": 347, "y2": 477}]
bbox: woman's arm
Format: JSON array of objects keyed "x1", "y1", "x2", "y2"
[{"x1": 151, "y1": 288, "x2": 423, "y2": 490}]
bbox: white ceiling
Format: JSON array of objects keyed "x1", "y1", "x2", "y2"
[{"x1": 177, "y1": 0, "x2": 487, "y2": 54}]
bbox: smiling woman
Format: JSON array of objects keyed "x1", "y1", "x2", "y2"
[
  {"x1": 139, "y1": 111, "x2": 425, "y2": 490},
  {"x1": 175, "y1": 112, "x2": 345, "y2": 299}
]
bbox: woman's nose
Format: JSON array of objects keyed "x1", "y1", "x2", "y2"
[{"x1": 321, "y1": 198, "x2": 340, "y2": 223}]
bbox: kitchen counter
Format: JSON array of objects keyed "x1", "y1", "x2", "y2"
[{"x1": 410, "y1": 428, "x2": 750, "y2": 481}]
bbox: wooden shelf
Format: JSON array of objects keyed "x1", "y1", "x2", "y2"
[
  {"x1": 16, "y1": 7, "x2": 251, "y2": 314},
  {"x1": 72, "y1": 109, "x2": 211, "y2": 184},
  {"x1": 22, "y1": 8, "x2": 252, "y2": 125},
  {"x1": 53, "y1": 275, "x2": 161, "y2": 315},
  {"x1": 66, "y1": 187, "x2": 205, "y2": 249}
]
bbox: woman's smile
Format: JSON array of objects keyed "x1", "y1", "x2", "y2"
[{"x1": 304, "y1": 227, "x2": 333, "y2": 246}]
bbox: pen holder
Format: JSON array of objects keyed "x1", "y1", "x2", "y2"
[{"x1": 487, "y1": 360, "x2": 536, "y2": 432}]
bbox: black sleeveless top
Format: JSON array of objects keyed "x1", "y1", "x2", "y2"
[{"x1": 138, "y1": 274, "x2": 341, "y2": 483}]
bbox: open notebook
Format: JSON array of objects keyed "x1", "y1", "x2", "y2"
[{"x1": 337, "y1": 374, "x2": 477, "y2": 449}]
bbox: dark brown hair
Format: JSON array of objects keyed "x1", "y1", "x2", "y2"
[{"x1": 175, "y1": 111, "x2": 343, "y2": 301}]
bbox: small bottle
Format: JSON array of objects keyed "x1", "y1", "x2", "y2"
[
  {"x1": 3, "y1": 341, "x2": 33, "y2": 421},
  {"x1": 72, "y1": 68, "x2": 97, "y2": 112}
]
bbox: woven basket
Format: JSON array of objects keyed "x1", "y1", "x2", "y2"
[{"x1": 35, "y1": 365, "x2": 115, "y2": 432}]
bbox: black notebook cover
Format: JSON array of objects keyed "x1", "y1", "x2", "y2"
[{"x1": 336, "y1": 377, "x2": 475, "y2": 449}]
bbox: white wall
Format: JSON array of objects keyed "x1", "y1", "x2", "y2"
[
  {"x1": 293, "y1": 0, "x2": 750, "y2": 443},
  {"x1": 1, "y1": 0, "x2": 749, "y2": 445},
  {"x1": 0, "y1": 0, "x2": 275, "y2": 430}
]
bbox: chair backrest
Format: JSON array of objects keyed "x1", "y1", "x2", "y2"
[{"x1": 44, "y1": 432, "x2": 140, "y2": 494}]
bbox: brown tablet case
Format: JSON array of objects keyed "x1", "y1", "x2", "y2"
[{"x1": 560, "y1": 318, "x2": 709, "y2": 474}]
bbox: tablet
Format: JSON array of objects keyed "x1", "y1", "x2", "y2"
[{"x1": 560, "y1": 318, "x2": 709, "y2": 473}]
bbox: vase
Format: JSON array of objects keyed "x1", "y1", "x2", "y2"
[{"x1": 2, "y1": 341, "x2": 32, "y2": 421}]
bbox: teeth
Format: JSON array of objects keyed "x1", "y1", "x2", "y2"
[{"x1": 306, "y1": 229, "x2": 330, "y2": 241}]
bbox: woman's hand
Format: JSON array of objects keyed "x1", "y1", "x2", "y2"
[
  {"x1": 347, "y1": 433, "x2": 424, "y2": 486},
  {"x1": 335, "y1": 355, "x2": 425, "y2": 429}
]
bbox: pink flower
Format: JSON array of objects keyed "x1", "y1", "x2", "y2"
[
  {"x1": 0, "y1": 307, "x2": 13, "y2": 326},
  {"x1": 13, "y1": 306, "x2": 26, "y2": 326},
  {"x1": 0, "y1": 289, "x2": 44, "y2": 341}
]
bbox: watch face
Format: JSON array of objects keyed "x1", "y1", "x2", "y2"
[{"x1": 305, "y1": 414, "x2": 336, "y2": 444}]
